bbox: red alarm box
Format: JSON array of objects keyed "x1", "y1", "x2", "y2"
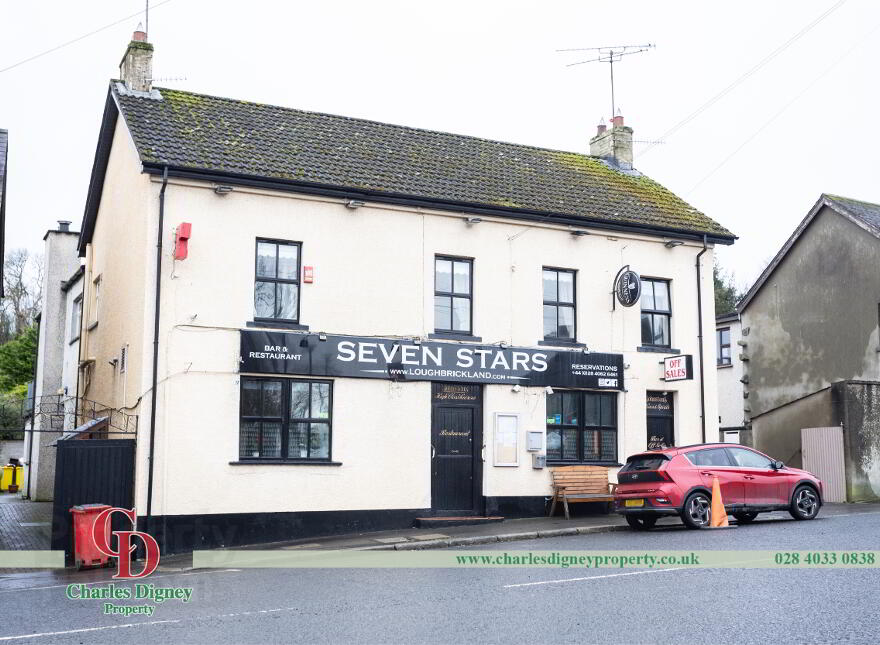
[{"x1": 174, "y1": 223, "x2": 192, "y2": 260}]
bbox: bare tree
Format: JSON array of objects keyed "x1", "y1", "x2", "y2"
[{"x1": 1, "y1": 249, "x2": 43, "y2": 342}]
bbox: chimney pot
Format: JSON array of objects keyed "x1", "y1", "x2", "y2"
[
  {"x1": 596, "y1": 118, "x2": 607, "y2": 136},
  {"x1": 133, "y1": 22, "x2": 146, "y2": 42},
  {"x1": 611, "y1": 113, "x2": 624, "y2": 128},
  {"x1": 57, "y1": 220, "x2": 71, "y2": 232}
]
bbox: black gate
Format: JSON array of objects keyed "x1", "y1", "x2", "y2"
[{"x1": 51, "y1": 439, "x2": 136, "y2": 563}]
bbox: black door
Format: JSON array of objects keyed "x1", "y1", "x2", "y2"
[
  {"x1": 431, "y1": 383, "x2": 482, "y2": 515},
  {"x1": 646, "y1": 391, "x2": 674, "y2": 449}
]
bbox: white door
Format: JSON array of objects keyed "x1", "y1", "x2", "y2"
[{"x1": 801, "y1": 426, "x2": 846, "y2": 503}]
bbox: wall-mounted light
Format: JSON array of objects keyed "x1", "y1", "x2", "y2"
[
  {"x1": 465, "y1": 217, "x2": 482, "y2": 225},
  {"x1": 213, "y1": 185, "x2": 233, "y2": 195},
  {"x1": 512, "y1": 384, "x2": 522, "y2": 393},
  {"x1": 412, "y1": 337, "x2": 422, "y2": 345},
  {"x1": 570, "y1": 230, "x2": 590, "y2": 237},
  {"x1": 545, "y1": 386, "x2": 554, "y2": 395},
  {"x1": 664, "y1": 240, "x2": 684, "y2": 248},
  {"x1": 582, "y1": 346, "x2": 590, "y2": 354},
  {"x1": 346, "y1": 199, "x2": 366, "y2": 209},
  {"x1": 318, "y1": 333, "x2": 328, "y2": 341},
  {"x1": 500, "y1": 341, "x2": 509, "y2": 349}
]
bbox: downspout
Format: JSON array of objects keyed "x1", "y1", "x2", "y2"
[
  {"x1": 25, "y1": 315, "x2": 41, "y2": 499},
  {"x1": 695, "y1": 234, "x2": 708, "y2": 443},
  {"x1": 145, "y1": 166, "x2": 168, "y2": 538}
]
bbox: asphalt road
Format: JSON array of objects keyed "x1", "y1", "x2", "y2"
[{"x1": 2, "y1": 509, "x2": 879, "y2": 644}]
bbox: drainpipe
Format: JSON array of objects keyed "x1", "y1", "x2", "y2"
[
  {"x1": 695, "y1": 234, "x2": 708, "y2": 443},
  {"x1": 25, "y1": 316, "x2": 41, "y2": 499},
  {"x1": 145, "y1": 166, "x2": 168, "y2": 539}
]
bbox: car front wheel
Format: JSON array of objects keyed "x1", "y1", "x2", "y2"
[
  {"x1": 789, "y1": 485, "x2": 820, "y2": 520},
  {"x1": 681, "y1": 491, "x2": 711, "y2": 529},
  {"x1": 625, "y1": 514, "x2": 658, "y2": 531}
]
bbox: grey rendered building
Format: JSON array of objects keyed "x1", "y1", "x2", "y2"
[{"x1": 739, "y1": 194, "x2": 880, "y2": 502}]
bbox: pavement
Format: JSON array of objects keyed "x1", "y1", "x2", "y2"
[
  {"x1": 1, "y1": 503, "x2": 879, "y2": 644},
  {"x1": 0, "y1": 493, "x2": 52, "y2": 550}
]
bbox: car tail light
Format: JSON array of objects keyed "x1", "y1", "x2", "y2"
[{"x1": 657, "y1": 470, "x2": 673, "y2": 482}]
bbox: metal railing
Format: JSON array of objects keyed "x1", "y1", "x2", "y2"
[{"x1": 0, "y1": 394, "x2": 138, "y2": 436}]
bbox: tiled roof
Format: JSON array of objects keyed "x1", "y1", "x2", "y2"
[
  {"x1": 824, "y1": 194, "x2": 880, "y2": 235},
  {"x1": 112, "y1": 85, "x2": 734, "y2": 240}
]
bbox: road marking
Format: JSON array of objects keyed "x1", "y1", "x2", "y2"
[
  {"x1": 503, "y1": 567, "x2": 683, "y2": 588},
  {"x1": 0, "y1": 620, "x2": 181, "y2": 641},
  {"x1": 0, "y1": 568, "x2": 240, "y2": 594}
]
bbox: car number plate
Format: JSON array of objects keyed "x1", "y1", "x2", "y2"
[{"x1": 624, "y1": 499, "x2": 645, "y2": 507}]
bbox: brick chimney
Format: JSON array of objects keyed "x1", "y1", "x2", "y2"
[
  {"x1": 590, "y1": 111, "x2": 633, "y2": 170},
  {"x1": 119, "y1": 24, "x2": 153, "y2": 92}
]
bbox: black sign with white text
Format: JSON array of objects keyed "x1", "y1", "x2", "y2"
[{"x1": 240, "y1": 331, "x2": 624, "y2": 390}]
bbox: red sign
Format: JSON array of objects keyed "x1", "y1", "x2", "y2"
[
  {"x1": 663, "y1": 355, "x2": 693, "y2": 381},
  {"x1": 303, "y1": 266, "x2": 314, "y2": 283},
  {"x1": 92, "y1": 507, "x2": 161, "y2": 579}
]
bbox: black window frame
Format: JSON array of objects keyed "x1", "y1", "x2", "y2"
[
  {"x1": 542, "y1": 267, "x2": 577, "y2": 341},
  {"x1": 545, "y1": 390, "x2": 618, "y2": 464},
  {"x1": 254, "y1": 238, "x2": 302, "y2": 323},
  {"x1": 434, "y1": 255, "x2": 473, "y2": 335},
  {"x1": 716, "y1": 327, "x2": 732, "y2": 366},
  {"x1": 239, "y1": 377, "x2": 333, "y2": 463},
  {"x1": 640, "y1": 277, "x2": 672, "y2": 348}
]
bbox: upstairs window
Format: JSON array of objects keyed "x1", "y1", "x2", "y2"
[
  {"x1": 640, "y1": 278, "x2": 671, "y2": 347},
  {"x1": 434, "y1": 256, "x2": 472, "y2": 334},
  {"x1": 542, "y1": 268, "x2": 576, "y2": 340},
  {"x1": 70, "y1": 295, "x2": 83, "y2": 342},
  {"x1": 717, "y1": 328, "x2": 731, "y2": 366},
  {"x1": 255, "y1": 239, "x2": 301, "y2": 322}
]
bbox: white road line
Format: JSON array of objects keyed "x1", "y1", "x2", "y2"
[
  {"x1": 0, "y1": 606, "x2": 302, "y2": 642},
  {"x1": 0, "y1": 620, "x2": 181, "y2": 642},
  {"x1": 0, "y1": 568, "x2": 240, "y2": 595},
  {"x1": 503, "y1": 567, "x2": 683, "y2": 588}
]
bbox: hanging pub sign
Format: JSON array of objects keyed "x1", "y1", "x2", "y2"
[
  {"x1": 663, "y1": 354, "x2": 694, "y2": 381},
  {"x1": 240, "y1": 330, "x2": 624, "y2": 390},
  {"x1": 613, "y1": 265, "x2": 641, "y2": 308}
]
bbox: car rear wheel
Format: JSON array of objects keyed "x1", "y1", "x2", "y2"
[
  {"x1": 625, "y1": 514, "x2": 658, "y2": 531},
  {"x1": 681, "y1": 491, "x2": 711, "y2": 529},
  {"x1": 789, "y1": 485, "x2": 820, "y2": 520},
  {"x1": 733, "y1": 512, "x2": 758, "y2": 524}
]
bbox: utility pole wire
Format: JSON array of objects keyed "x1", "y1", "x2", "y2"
[
  {"x1": 637, "y1": 0, "x2": 848, "y2": 158},
  {"x1": 687, "y1": 19, "x2": 880, "y2": 196},
  {"x1": 0, "y1": 0, "x2": 174, "y2": 75}
]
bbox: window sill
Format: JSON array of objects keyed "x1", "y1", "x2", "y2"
[
  {"x1": 247, "y1": 320, "x2": 310, "y2": 331},
  {"x1": 537, "y1": 340, "x2": 586, "y2": 349},
  {"x1": 87, "y1": 321, "x2": 98, "y2": 331},
  {"x1": 637, "y1": 345, "x2": 680, "y2": 354},
  {"x1": 716, "y1": 363, "x2": 733, "y2": 369},
  {"x1": 546, "y1": 461, "x2": 623, "y2": 468},
  {"x1": 69, "y1": 335, "x2": 80, "y2": 346},
  {"x1": 428, "y1": 333, "x2": 483, "y2": 343},
  {"x1": 229, "y1": 460, "x2": 342, "y2": 466}
]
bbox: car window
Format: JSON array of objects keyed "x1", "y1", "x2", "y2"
[
  {"x1": 687, "y1": 448, "x2": 731, "y2": 467},
  {"x1": 623, "y1": 456, "x2": 667, "y2": 471},
  {"x1": 729, "y1": 448, "x2": 774, "y2": 469}
]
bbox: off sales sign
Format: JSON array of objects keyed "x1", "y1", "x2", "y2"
[{"x1": 663, "y1": 354, "x2": 694, "y2": 381}]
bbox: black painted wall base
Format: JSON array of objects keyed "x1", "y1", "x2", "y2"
[
  {"x1": 138, "y1": 508, "x2": 431, "y2": 555},
  {"x1": 484, "y1": 496, "x2": 549, "y2": 518}
]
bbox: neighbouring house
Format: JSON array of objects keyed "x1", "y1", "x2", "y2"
[
  {"x1": 70, "y1": 29, "x2": 734, "y2": 553},
  {"x1": 715, "y1": 311, "x2": 744, "y2": 443},
  {"x1": 22, "y1": 222, "x2": 81, "y2": 500},
  {"x1": 739, "y1": 193, "x2": 880, "y2": 502}
]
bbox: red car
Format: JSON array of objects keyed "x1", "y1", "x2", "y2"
[{"x1": 614, "y1": 443, "x2": 823, "y2": 530}]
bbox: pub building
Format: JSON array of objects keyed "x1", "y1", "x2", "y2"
[{"x1": 71, "y1": 32, "x2": 735, "y2": 552}]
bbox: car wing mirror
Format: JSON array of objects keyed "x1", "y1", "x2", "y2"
[{"x1": 771, "y1": 460, "x2": 784, "y2": 470}]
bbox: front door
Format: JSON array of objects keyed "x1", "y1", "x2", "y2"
[{"x1": 431, "y1": 383, "x2": 482, "y2": 515}]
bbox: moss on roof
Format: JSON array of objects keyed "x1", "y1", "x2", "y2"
[{"x1": 115, "y1": 85, "x2": 734, "y2": 239}]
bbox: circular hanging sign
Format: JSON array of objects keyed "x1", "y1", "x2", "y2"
[{"x1": 614, "y1": 267, "x2": 642, "y2": 307}]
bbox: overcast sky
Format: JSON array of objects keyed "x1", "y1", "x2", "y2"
[{"x1": 1, "y1": 0, "x2": 877, "y2": 291}]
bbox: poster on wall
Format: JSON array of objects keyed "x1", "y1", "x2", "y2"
[
  {"x1": 494, "y1": 413, "x2": 519, "y2": 467},
  {"x1": 240, "y1": 331, "x2": 625, "y2": 390}
]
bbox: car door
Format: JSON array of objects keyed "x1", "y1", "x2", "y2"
[
  {"x1": 727, "y1": 447, "x2": 787, "y2": 506},
  {"x1": 687, "y1": 448, "x2": 745, "y2": 505}
]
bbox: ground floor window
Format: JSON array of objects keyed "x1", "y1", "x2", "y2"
[
  {"x1": 239, "y1": 377, "x2": 332, "y2": 461},
  {"x1": 546, "y1": 390, "x2": 617, "y2": 463}
]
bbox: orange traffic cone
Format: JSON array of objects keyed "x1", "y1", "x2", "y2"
[{"x1": 709, "y1": 476, "x2": 729, "y2": 528}]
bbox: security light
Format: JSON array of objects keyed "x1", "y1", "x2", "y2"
[
  {"x1": 346, "y1": 200, "x2": 366, "y2": 209},
  {"x1": 512, "y1": 384, "x2": 522, "y2": 393},
  {"x1": 545, "y1": 386, "x2": 554, "y2": 395},
  {"x1": 213, "y1": 185, "x2": 233, "y2": 195},
  {"x1": 318, "y1": 333, "x2": 328, "y2": 341},
  {"x1": 664, "y1": 240, "x2": 684, "y2": 248},
  {"x1": 465, "y1": 217, "x2": 482, "y2": 225},
  {"x1": 570, "y1": 230, "x2": 590, "y2": 237},
  {"x1": 412, "y1": 338, "x2": 422, "y2": 345}
]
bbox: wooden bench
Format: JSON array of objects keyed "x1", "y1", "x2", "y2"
[{"x1": 548, "y1": 465, "x2": 617, "y2": 519}]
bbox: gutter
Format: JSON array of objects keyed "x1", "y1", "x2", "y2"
[
  {"x1": 696, "y1": 234, "x2": 708, "y2": 443},
  {"x1": 145, "y1": 166, "x2": 168, "y2": 538},
  {"x1": 137, "y1": 164, "x2": 738, "y2": 247}
]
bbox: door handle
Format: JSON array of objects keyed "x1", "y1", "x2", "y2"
[
  {"x1": 431, "y1": 445, "x2": 436, "y2": 459},
  {"x1": 699, "y1": 471, "x2": 713, "y2": 476},
  {"x1": 743, "y1": 475, "x2": 755, "y2": 480},
  {"x1": 481, "y1": 445, "x2": 486, "y2": 462}
]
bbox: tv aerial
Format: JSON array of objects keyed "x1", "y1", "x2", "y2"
[{"x1": 557, "y1": 44, "x2": 655, "y2": 123}]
